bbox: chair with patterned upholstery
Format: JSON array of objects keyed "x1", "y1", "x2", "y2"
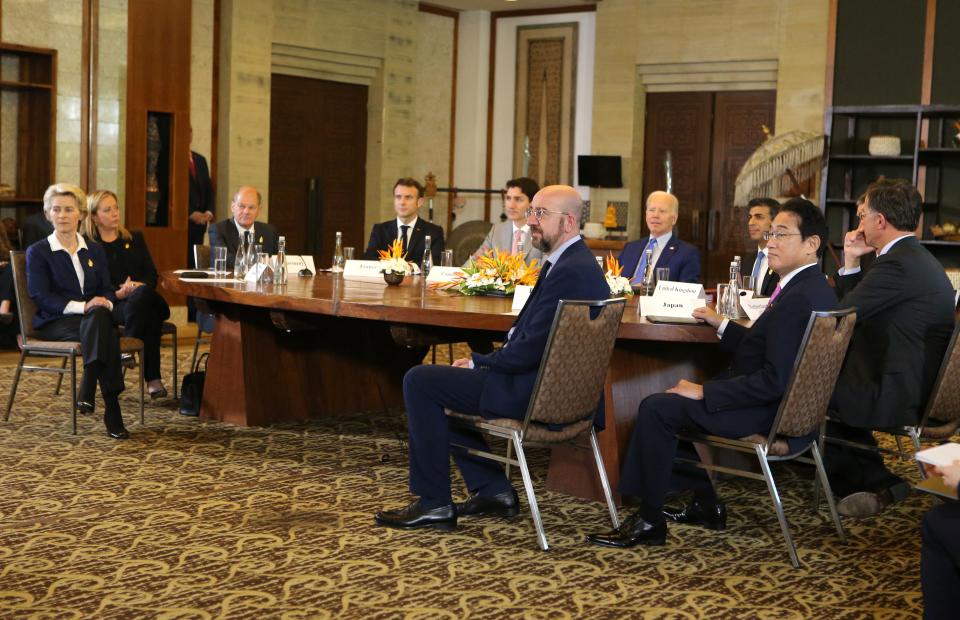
[
  {"x1": 675, "y1": 309, "x2": 856, "y2": 568},
  {"x1": 445, "y1": 297, "x2": 625, "y2": 551},
  {"x1": 826, "y1": 321, "x2": 960, "y2": 473},
  {"x1": 4, "y1": 251, "x2": 145, "y2": 433}
]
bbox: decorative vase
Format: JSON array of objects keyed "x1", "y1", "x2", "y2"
[{"x1": 383, "y1": 271, "x2": 404, "y2": 286}]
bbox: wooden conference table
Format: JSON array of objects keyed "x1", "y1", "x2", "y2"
[{"x1": 163, "y1": 272, "x2": 729, "y2": 501}]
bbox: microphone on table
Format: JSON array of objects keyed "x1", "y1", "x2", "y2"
[{"x1": 296, "y1": 255, "x2": 313, "y2": 277}]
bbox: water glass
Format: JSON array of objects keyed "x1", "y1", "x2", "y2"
[
  {"x1": 442, "y1": 249, "x2": 454, "y2": 267},
  {"x1": 343, "y1": 246, "x2": 355, "y2": 261},
  {"x1": 213, "y1": 246, "x2": 227, "y2": 276},
  {"x1": 655, "y1": 267, "x2": 670, "y2": 284},
  {"x1": 257, "y1": 252, "x2": 270, "y2": 284},
  {"x1": 741, "y1": 275, "x2": 754, "y2": 293}
]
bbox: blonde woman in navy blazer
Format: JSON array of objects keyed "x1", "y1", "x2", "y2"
[{"x1": 26, "y1": 183, "x2": 129, "y2": 439}]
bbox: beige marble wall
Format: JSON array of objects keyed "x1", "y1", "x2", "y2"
[
  {"x1": 592, "y1": 0, "x2": 830, "y2": 237},
  {"x1": 191, "y1": 0, "x2": 215, "y2": 189},
  {"x1": 95, "y1": 0, "x2": 127, "y2": 207},
  {"x1": 218, "y1": 0, "x2": 432, "y2": 230},
  {"x1": 414, "y1": 11, "x2": 454, "y2": 228}
]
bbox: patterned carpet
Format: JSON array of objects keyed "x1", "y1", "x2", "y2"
[{"x1": 0, "y1": 348, "x2": 935, "y2": 618}]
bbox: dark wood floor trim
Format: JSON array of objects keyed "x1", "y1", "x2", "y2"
[
  {"x1": 920, "y1": 0, "x2": 936, "y2": 105},
  {"x1": 418, "y1": 2, "x2": 457, "y2": 19},
  {"x1": 483, "y1": 14, "x2": 497, "y2": 221},
  {"x1": 492, "y1": 5, "x2": 596, "y2": 19},
  {"x1": 823, "y1": 0, "x2": 837, "y2": 109}
]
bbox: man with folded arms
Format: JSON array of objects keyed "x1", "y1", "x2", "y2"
[
  {"x1": 374, "y1": 185, "x2": 608, "y2": 531},
  {"x1": 827, "y1": 179, "x2": 955, "y2": 518},
  {"x1": 586, "y1": 199, "x2": 836, "y2": 548}
]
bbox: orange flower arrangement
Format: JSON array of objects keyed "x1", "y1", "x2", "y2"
[
  {"x1": 605, "y1": 252, "x2": 633, "y2": 297},
  {"x1": 378, "y1": 239, "x2": 410, "y2": 274},
  {"x1": 432, "y1": 248, "x2": 540, "y2": 295}
]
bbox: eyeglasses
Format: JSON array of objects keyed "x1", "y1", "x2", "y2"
[
  {"x1": 525, "y1": 207, "x2": 571, "y2": 221},
  {"x1": 856, "y1": 210, "x2": 880, "y2": 223},
  {"x1": 762, "y1": 231, "x2": 802, "y2": 241}
]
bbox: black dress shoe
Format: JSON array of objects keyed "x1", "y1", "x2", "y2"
[
  {"x1": 77, "y1": 400, "x2": 95, "y2": 414},
  {"x1": 374, "y1": 499, "x2": 457, "y2": 531},
  {"x1": 148, "y1": 386, "x2": 168, "y2": 400},
  {"x1": 107, "y1": 427, "x2": 130, "y2": 440},
  {"x1": 456, "y1": 488, "x2": 520, "y2": 518},
  {"x1": 663, "y1": 500, "x2": 727, "y2": 530},
  {"x1": 586, "y1": 511, "x2": 667, "y2": 548}
]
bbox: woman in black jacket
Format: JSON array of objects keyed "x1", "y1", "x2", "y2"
[{"x1": 85, "y1": 190, "x2": 170, "y2": 399}]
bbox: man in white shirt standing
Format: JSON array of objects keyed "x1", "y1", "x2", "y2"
[{"x1": 744, "y1": 197, "x2": 781, "y2": 296}]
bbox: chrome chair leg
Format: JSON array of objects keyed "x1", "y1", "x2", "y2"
[
  {"x1": 512, "y1": 432, "x2": 548, "y2": 551},
  {"x1": 70, "y1": 353, "x2": 78, "y2": 435},
  {"x1": 172, "y1": 331, "x2": 179, "y2": 400},
  {"x1": 756, "y1": 445, "x2": 800, "y2": 568},
  {"x1": 54, "y1": 356, "x2": 67, "y2": 395},
  {"x1": 5, "y1": 348, "x2": 27, "y2": 421},
  {"x1": 811, "y1": 440, "x2": 845, "y2": 542},
  {"x1": 139, "y1": 349, "x2": 145, "y2": 425},
  {"x1": 504, "y1": 440, "x2": 513, "y2": 480},
  {"x1": 589, "y1": 428, "x2": 620, "y2": 529}
]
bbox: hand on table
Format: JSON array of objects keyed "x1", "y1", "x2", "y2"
[
  {"x1": 692, "y1": 305, "x2": 722, "y2": 328},
  {"x1": 666, "y1": 379, "x2": 704, "y2": 400}
]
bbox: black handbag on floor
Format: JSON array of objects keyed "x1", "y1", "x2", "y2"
[{"x1": 179, "y1": 352, "x2": 209, "y2": 416}]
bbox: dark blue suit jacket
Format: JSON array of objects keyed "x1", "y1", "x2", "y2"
[
  {"x1": 698, "y1": 265, "x2": 837, "y2": 442},
  {"x1": 26, "y1": 237, "x2": 116, "y2": 329},
  {"x1": 618, "y1": 233, "x2": 700, "y2": 283},
  {"x1": 470, "y1": 237, "x2": 610, "y2": 421}
]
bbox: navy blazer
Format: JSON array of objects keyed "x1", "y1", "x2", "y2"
[
  {"x1": 833, "y1": 236, "x2": 956, "y2": 428},
  {"x1": 701, "y1": 265, "x2": 837, "y2": 439},
  {"x1": 470, "y1": 238, "x2": 610, "y2": 421},
  {"x1": 618, "y1": 233, "x2": 701, "y2": 283},
  {"x1": 26, "y1": 236, "x2": 116, "y2": 329},
  {"x1": 363, "y1": 218, "x2": 445, "y2": 266},
  {"x1": 208, "y1": 218, "x2": 280, "y2": 269}
]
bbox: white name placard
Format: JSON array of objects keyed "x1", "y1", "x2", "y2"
[
  {"x1": 343, "y1": 259, "x2": 388, "y2": 281},
  {"x1": 244, "y1": 263, "x2": 269, "y2": 283},
  {"x1": 512, "y1": 285, "x2": 532, "y2": 311},
  {"x1": 653, "y1": 280, "x2": 705, "y2": 299},
  {"x1": 425, "y1": 266, "x2": 465, "y2": 284},
  {"x1": 740, "y1": 296, "x2": 770, "y2": 321},
  {"x1": 640, "y1": 295, "x2": 706, "y2": 320}
]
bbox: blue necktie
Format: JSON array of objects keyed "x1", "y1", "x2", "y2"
[
  {"x1": 633, "y1": 237, "x2": 658, "y2": 284},
  {"x1": 751, "y1": 250, "x2": 764, "y2": 292}
]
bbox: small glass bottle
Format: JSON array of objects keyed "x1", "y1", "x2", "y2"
[
  {"x1": 421, "y1": 235, "x2": 433, "y2": 277},
  {"x1": 273, "y1": 236, "x2": 287, "y2": 285},
  {"x1": 642, "y1": 248, "x2": 655, "y2": 296},
  {"x1": 723, "y1": 260, "x2": 741, "y2": 318},
  {"x1": 733, "y1": 255, "x2": 743, "y2": 287},
  {"x1": 234, "y1": 239, "x2": 247, "y2": 279},
  {"x1": 332, "y1": 231, "x2": 344, "y2": 272}
]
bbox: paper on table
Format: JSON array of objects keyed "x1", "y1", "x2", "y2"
[
  {"x1": 740, "y1": 296, "x2": 770, "y2": 321},
  {"x1": 915, "y1": 475, "x2": 958, "y2": 500},
  {"x1": 426, "y1": 266, "x2": 465, "y2": 284},
  {"x1": 343, "y1": 259, "x2": 387, "y2": 283},
  {"x1": 512, "y1": 285, "x2": 532, "y2": 311},
  {"x1": 639, "y1": 295, "x2": 706, "y2": 320},
  {"x1": 916, "y1": 442, "x2": 960, "y2": 468},
  {"x1": 653, "y1": 280, "x2": 706, "y2": 299}
]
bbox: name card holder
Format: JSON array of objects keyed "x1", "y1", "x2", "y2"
[
  {"x1": 343, "y1": 259, "x2": 389, "y2": 283},
  {"x1": 740, "y1": 296, "x2": 770, "y2": 321},
  {"x1": 653, "y1": 280, "x2": 705, "y2": 299},
  {"x1": 640, "y1": 296, "x2": 706, "y2": 323},
  {"x1": 425, "y1": 266, "x2": 465, "y2": 284}
]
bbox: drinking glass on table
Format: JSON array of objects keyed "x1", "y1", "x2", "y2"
[
  {"x1": 441, "y1": 250, "x2": 454, "y2": 267},
  {"x1": 343, "y1": 246, "x2": 355, "y2": 261},
  {"x1": 213, "y1": 246, "x2": 227, "y2": 277},
  {"x1": 741, "y1": 275, "x2": 754, "y2": 293},
  {"x1": 257, "y1": 252, "x2": 270, "y2": 284},
  {"x1": 655, "y1": 267, "x2": 670, "y2": 285}
]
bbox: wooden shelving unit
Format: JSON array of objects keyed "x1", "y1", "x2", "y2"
[{"x1": 0, "y1": 42, "x2": 57, "y2": 233}]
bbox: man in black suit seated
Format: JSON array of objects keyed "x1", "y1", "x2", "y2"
[
  {"x1": 208, "y1": 185, "x2": 279, "y2": 269},
  {"x1": 586, "y1": 199, "x2": 837, "y2": 548},
  {"x1": 374, "y1": 185, "x2": 609, "y2": 531},
  {"x1": 363, "y1": 177, "x2": 444, "y2": 267},
  {"x1": 618, "y1": 191, "x2": 700, "y2": 285},
  {"x1": 827, "y1": 180, "x2": 956, "y2": 518},
  {"x1": 744, "y1": 197, "x2": 781, "y2": 296}
]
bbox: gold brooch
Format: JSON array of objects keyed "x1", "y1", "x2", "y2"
[
  {"x1": 259, "y1": 236, "x2": 263, "y2": 243},
  {"x1": 125, "y1": 243, "x2": 130, "y2": 249},
  {"x1": 87, "y1": 259, "x2": 93, "y2": 267}
]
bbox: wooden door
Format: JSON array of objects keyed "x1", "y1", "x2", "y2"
[
  {"x1": 642, "y1": 90, "x2": 775, "y2": 286},
  {"x1": 707, "y1": 91, "x2": 777, "y2": 286},
  {"x1": 269, "y1": 75, "x2": 368, "y2": 258},
  {"x1": 642, "y1": 93, "x2": 713, "y2": 267}
]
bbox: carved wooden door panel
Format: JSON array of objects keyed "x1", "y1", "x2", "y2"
[
  {"x1": 642, "y1": 92, "x2": 713, "y2": 268},
  {"x1": 707, "y1": 91, "x2": 777, "y2": 286}
]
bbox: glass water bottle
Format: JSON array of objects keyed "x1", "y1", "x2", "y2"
[
  {"x1": 273, "y1": 236, "x2": 287, "y2": 285},
  {"x1": 421, "y1": 235, "x2": 433, "y2": 277},
  {"x1": 332, "y1": 231, "x2": 344, "y2": 273}
]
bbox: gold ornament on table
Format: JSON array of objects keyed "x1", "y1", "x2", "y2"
[{"x1": 430, "y1": 248, "x2": 539, "y2": 296}]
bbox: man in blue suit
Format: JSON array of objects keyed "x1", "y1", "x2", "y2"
[
  {"x1": 587, "y1": 198, "x2": 837, "y2": 548},
  {"x1": 618, "y1": 191, "x2": 700, "y2": 286},
  {"x1": 375, "y1": 185, "x2": 610, "y2": 531}
]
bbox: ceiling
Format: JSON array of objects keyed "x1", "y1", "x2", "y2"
[{"x1": 426, "y1": 0, "x2": 598, "y2": 11}]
